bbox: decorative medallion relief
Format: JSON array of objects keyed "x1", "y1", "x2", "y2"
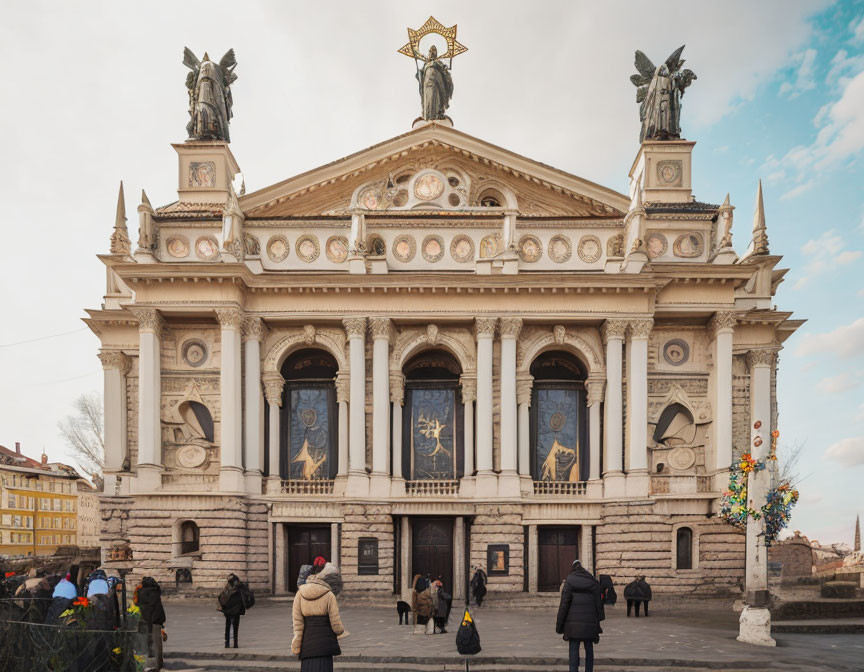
[
  {"x1": 366, "y1": 234, "x2": 387, "y2": 257},
  {"x1": 548, "y1": 235, "x2": 572, "y2": 263},
  {"x1": 450, "y1": 235, "x2": 474, "y2": 263},
  {"x1": 176, "y1": 444, "x2": 208, "y2": 469},
  {"x1": 656, "y1": 160, "x2": 682, "y2": 187},
  {"x1": 518, "y1": 235, "x2": 542, "y2": 262},
  {"x1": 188, "y1": 161, "x2": 216, "y2": 187},
  {"x1": 181, "y1": 339, "x2": 209, "y2": 368},
  {"x1": 577, "y1": 235, "x2": 602, "y2": 263},
  {"x1": 662, "y1": 339, "x2": 689, "y2": 366},
  {"x1": 414, "y1": 173, "x2": 445, "y2": 201},
  {"x1": 422, "y1": 235, "x2": 445, "y2": 262},
  {"x1": 194, "y1": 236, "x2": 219, "y2": 261},
  {"x1": 645, "y1": 233, "x2": 667, "y2": 259},
  {"x1": 479, "y1": 233, "x2": 504, "y2": 258},
  {"x1": 358, "y1": 187, "x2": 382, "y2": 210},
  {"x1": 667, "y1": 446, "x2": 696, "y2": 470},
  {"x1": 296, "y1": 235, "x2": 320, "y2": 262},
  {"x1": 392, "y1": 234, "x2": 416, "y2": 262},
  {"x1": 266, "y1": 235, "x2": 290, "y2": 262},
  {"x1": 166, "y1": 236, "x2": 190, "y2": 259},
  {"x1": 244, "y1": 233, "x2": 260, "y2": 257},
  {"x1": 673, "y1": 233, "x2": 704, "y2": 258},
  {"x1": 607, "y1": 233, "x2": 625, "y2": 257},
  {"x1": 325, "y1": 235, "x2": 349, "y2": 263}
]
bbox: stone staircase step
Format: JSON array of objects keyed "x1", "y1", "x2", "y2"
[
  {"x1": 772, "y1": 618, "x2": 864, "y2": 634},
  {"x1": 771, "y1": 598, "x2": 864, "y2": 620}
]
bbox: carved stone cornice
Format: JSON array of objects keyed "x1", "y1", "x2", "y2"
[
  {"x1": 747, "y1": 347, "x2": 778, "y2": 368},
  {"x1": 215, "y1": 307, "x2": 245, "y2": 330},
  {"x1": 262, "y1": 372, "x2": 285, "y2": 406},
  {"x1": 586, "y1": 378, "x2": 606, "y2": 406},
  {"x1": 474, "y1": 318, "x2": 497, "y2": 340},
  {"x1": 98, "y1": 350, "x2": 131, "y2": 375},
  {"x1": 335, "y1": 373, "x2": 350, "y2": 403},
  {"x1": 343, "y1": 317, "x2": 366, "y2": 339},
  {"x1": 628, "y1": 318, "x2": 654, "y2": 340},
  {"x1": 709, "y1": 311, "x2": 737, "y2": 336},
  {"x1": 499, "y1": 317, "x2": 524, "y2": 340},
  {"x1": 242, "y1": 317, "x2": 265, "y2": 342},
  {"x1": 601, "y1": 319, "x2": 628, "y2": 343},
  {"x1": 131, "y1": 308, "x2": 165, "y2": 336},
  {"x1": 390, "y1": 372, "x2": 405, "y2": 405},
  {"x1": 369, "y1": 317, "x2": 392, "y2": 341},
  {"x1": 516, "y1": 375, "x2": 534, "y2": 405},
  {"x1": 460, "y1": 376, "x2": 477, "y2": 403}
]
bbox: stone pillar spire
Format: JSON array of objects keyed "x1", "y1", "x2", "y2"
[
  {"x1": 109, "y1": 181, "x2": 131, "y2": 256},
  {"x1": 749, "y1": 179, "x2": 769, "y2": 256},
  {"x1": 136, "y1": 189, "x2": 156, "y2": 258},
  {"x1": 856, "y1": 515, "x2": 861, "y2": 552}
]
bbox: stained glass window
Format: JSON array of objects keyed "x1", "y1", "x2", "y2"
[
  {"x1": 533, "y1": 388, "x2": 582, "y2": 482},
  {"x1": 408, "y1": 387, "x2": 457, "y2": 480},
  {"x1": 287, "y1": 387, "x2": 334, "y2": 480}
]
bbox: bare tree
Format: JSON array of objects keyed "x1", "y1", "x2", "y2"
[{"x1": 58, "y1": 392, "x2": 104, "y2": 475}]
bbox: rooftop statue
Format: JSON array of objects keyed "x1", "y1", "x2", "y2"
[
  {"x1": 183, "y1": 48, "x2": 237, "y2": 142},
  {"x1": 630, "y1": 46, "x2": 696, "y2": 143}
]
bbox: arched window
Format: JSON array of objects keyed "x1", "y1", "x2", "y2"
[
  {"x1": 280, "y1": 349, "x2": 339, "y2": 481},
  {"x1": 479, "y1": 190, "x2": 504, "y2": 208},
  {"x1": 676, "y1": 527, "x2": 693, "y2": 570},
  {"x1": 178, "y1": 400, "x2": 215, "y2": 442},
  {"x1": 402, "y1": 350, "x2": 464, "y2": 480},
  {"x1": 529, "y1": 351, "x2": 588, "y2": 482},
  {"x1": 180, "y1": 521, "x2": 200, "y2": 555},
  {"x1": 653, "y1": 403, "x2": 695, "y2": 447}
]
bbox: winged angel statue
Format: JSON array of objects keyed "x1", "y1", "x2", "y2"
[
  {"x1": 183, "y1": 48, "x2": 237, "y2": 142},
  {"x1": 630, "y1": 46, "x2": 696, "y2": 142}
]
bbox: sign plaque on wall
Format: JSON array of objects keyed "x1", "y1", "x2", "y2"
[
  {"x1": 358, "y1": 537, "x2": 379, "y2": 575},
  {"x1": 486, "y1": 544, "x2": 509, "y2": 576}
]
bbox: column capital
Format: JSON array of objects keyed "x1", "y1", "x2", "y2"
[
  {"x1": 460, "y1": 375, "x2": 477, "y2": 403},
  {"x1": 262, "y1": 372, "x2": 285, "y2": 406},
  {"x1": 586, "y1": 377, "x2": 606, "y2": 406},
  {"x1": 390, "y1": 372, "x2": 405, "y2": 405},
  {"x1": 602, "y1": 318, "x2": 628, "y2": 343},
  {"x1": 709, "y1": 311, "x2": 737, "y2": 336},
  {"x1": 474, "y1": 317, "x2": 497, "y2": 340},
  {"x1": 131, "y1": 308, "x2": 165, "y2": 336},
  {"x1": 336, "y1": 372, "x2": 350, "y2": 404},
  {"x1": 747, "y1": 347, "x2": 778, "y2": 368},
  {"x1": 369, "y1": 317, "x2": 392, "y2": 341},
  {"x1": 215, "y1": 307, "x2": 245, "y2": 330},
  {"x1": 98, "y1": 350, "x2": 131, "y2": 374},
  {"x1": 343, "y1": 317, "x2": 367, "y2": 339},
  {"x1": 627, "y1": 318, "x2": 654, "y2": 339},
  {"x1": 516, "y1": 375, "x2": 533, "y2": 405},
  {"x1": 242, "y1": 316, "x2": 265, "y2": 341},
  {"x1": 499, "y1": 317, "x2": 524, "y2": 340}
]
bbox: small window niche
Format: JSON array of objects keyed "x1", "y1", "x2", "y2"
[
  {"x1": 358, "y1": 537, "x2": 379, "y2": 575},
  {"x1": 487, "y1": 544, "x2": 510, "y2": 576},
  {"x1": 178, "y1": 520, "x2": 200, "y2": 556},
  {"x1": 676, "y1": 527, "x2": 693, "y2": 570}
]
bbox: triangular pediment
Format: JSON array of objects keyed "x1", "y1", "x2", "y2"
[{"x1": 240, "y1": 123, "x2": 628, "y2": 219}]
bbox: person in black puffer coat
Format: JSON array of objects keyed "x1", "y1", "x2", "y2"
[
  {"x1": 218, "y1": 574, "x2": 248, "y2": 648},
  {"x1": 137, "y1": 577, "x2": 166, "y2": 669},
  {"x1": 623, "y1": 575, "x2": 652, "y2": 617},
  {"x1": 555, "y1": 560, "x2": 604, "y2": 672}
]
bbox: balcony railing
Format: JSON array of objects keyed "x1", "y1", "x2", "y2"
[
  {"x1": 280, "y1": 479, "x2": 334, "y2": 495},
  {"x1": 405, "y1": 480, "x2": 459, "y2": 496},
  {"x1": 532, "y1": 481, "x2": 587, "y2": 496}
]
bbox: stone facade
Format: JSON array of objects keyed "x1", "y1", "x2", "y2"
[{"x1": 86, "y1": 102, "x2": 801, "y2": 598}]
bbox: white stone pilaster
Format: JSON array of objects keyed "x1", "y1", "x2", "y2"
[
  {"x1": 274, "y1": 523, "x2": 286, "y2": 594},
  {"x1": 400, "y1": 516, "x2": 412, "y2": 602},
  {"x1": 133, "y1": 308, "x2": 164, "y2": 492},
  {"x1": 217, "y1": 307, "x2": 244, "y2": 492},
  {"x1": 459, "y1": 376, "x2": 476, "y2": 498},
  {"x1": 498, "y1": 318, "x2": 522, "y2": 497},
  {"x1": 243, "y1": 317, "x2": 264, "y2": 494},
  {"x1": 369, "y1": 318, "x2": 392, "y2": 498},
  {"x1": 99, "y1": 351, "x2": 130, "y2": 494},
  {"x1": 331, "y1": 522, "x2": 340, "y2": 568},
  {"x1": 390, "y1": 372, "x2": 406, "y2": 497},
  {"x1": 474, "y1": 318, "x2": 497, "y2": 497},
  {"x1": 517, "y1": 375, "x2": 533, "y2": 494},
  {"x1": 711, "y1": 312, "x2": 736, "y2": 473},
  {"x1": 344, "y1": 318, "x2": 369, "y2": 497},
  {"x1": 626, "y1": 318, "x2": 652, "y2": 497},
  {"x1": 602, "y1": 319, "x2": 627, "y2": 497},
  {"x1": 587, "y1": 378, "x2": 605, "y2": 483},
  {"x1": 263, "y1": 372, "x2": 284, "y2": 494},
  {"x1": 528, "y1": 524, "x2": 538, "y2": 593},
  {"x1": 454, "y1": 517, "x2": 465, "y2": 600}
]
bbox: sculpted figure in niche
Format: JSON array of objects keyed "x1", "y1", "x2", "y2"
[{"x1": 415, "y1": 45, "x2": 453, "y2": 121}]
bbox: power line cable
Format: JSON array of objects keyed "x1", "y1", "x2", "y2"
[{"x1": 0, "y1": 326, "x2": 88, "y2": 349}]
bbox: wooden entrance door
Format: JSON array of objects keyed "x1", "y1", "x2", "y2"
[
  {"x1": 538, "y1": 526, "x2": 580, "y2": 591},
  {"x1": 411, "y1": 518, "x2": 453, "y2": 591},
  {"x1": 287, "y1": 525, "x2": 331, "y2": 593}
]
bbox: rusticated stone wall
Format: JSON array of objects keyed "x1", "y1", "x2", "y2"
[
  {"x1": 470, "y1": 504, "x2": 524, "y2": 592},
  {"x1": 340, "y1": 503, "x2": 394, "y2": 596}
]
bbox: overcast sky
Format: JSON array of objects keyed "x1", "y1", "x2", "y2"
[{"x1": 1, "y1": 0, "x2": 861, "y2": 545}]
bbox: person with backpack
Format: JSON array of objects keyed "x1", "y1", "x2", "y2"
[
  {"x1": 411, "y1": 574, "x2": 433, "y2": 634},
  {"x1": 432, "y1": 579, "x2": 452, "y2": 634},
  {"x1": 292, "y1": 561, "x2": 345, "y2": 672},
  {"x1": 623, "y1": 575, "x2": 652, "y2": 617},
  {"x1": 136, "y1": 576, "x2": 167, "y2": 670},
  {"x1": 218, "y1": 573, "x2": 253, "y2": 648},
  {"x1": 555, "y1": 559, "x2": 604, "y2": 672}
]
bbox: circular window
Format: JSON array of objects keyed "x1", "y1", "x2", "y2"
[
  {"x1": 663, "y1": 339, "x2": 690, "y2": 366},
  {"x1": 182, "y1": 339, "x2": 209, "y2": 368}
]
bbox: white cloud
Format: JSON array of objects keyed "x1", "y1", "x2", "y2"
[
  {"x1": 827, "y1": 49, "x2": 864, "y2": 88},
  {"x1": 826, "y1": 436, "x2": 864, "y2": 466},
  {"x1": 781, "y1": 179, "x2": 815, "y2": 200},
  {"x1": 816, "y1": 372, "x2": 861, "y2": 394},
  {"x1": 798, "y1": 317, "x2": 864, "y2": 357},
  {"x1": 856, "y1": 403, "x2": 864, "y2": 423},
  {"x1": 852, "y1": 15, "x2": 864, "y2": 44},
  {"x1": 793, "y1": 230, "x2": 862, "y2": 287},
  {"x1": 779, "y1": 48, "x2": 818, "y2": 98}
]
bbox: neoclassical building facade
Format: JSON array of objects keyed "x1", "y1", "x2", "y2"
[{"x1": 88, "y1": 114, "x2": 800, "y2": 599}]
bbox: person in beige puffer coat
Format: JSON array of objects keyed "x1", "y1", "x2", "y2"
[{"x1": 291, "y1": 569, "x2": 346, "y2": 672}]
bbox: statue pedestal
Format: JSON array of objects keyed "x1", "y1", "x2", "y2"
[
  {"x1": 629, "y1": 139, "x2": 695, "y2": 204},
  {"x1": 737, "y1": 606, "x2": 776, "y2": 647},
  {"x1": 412, "y1": 117, "x2": 453, "y2": 129}
]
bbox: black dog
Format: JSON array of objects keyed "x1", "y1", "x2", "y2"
[{"x1": 396, "y1": 600, "x2": 411, "y2": 625}]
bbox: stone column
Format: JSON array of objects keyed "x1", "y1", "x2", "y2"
[
  {"x1": 369, "y1": 318, "x2": 392, "y2": 498},
  {"x1": 517, "y1": 375, "x2": 533, "y2": 493},
  {"x1": 528, "y1": 524, "x2": 538, "y2": 593},
  {"x1": 626, "y1": 318, "x2": 652, "y2": 497},
  {"x1": 99, "y1": 351, "x2": 130, "y2": 495},
  {"x1": 390, "y1": 372, "x2": 406, "y2": 497},
  {"x1": 217, "y1": 308, "x2": 245, "y2": 492},
  {"x1": 274, "y1": 523, "x2": 286, "y2": 594},
  {"x1": 334, "y1": 373, "x2": 349, "y2": 495},
  {"x1": 243, "y1": 317, "x2": 265, "y2": 495},
  {"x1": 602, "y1": 319, "x2": 627, "y2": 497},
  {"x1": 711, "y1": 312, "x2": 736, "y2": 474},
  {"x1": 133, "y1": 308, "x2": 164, "y2": 492},
  {"x1": 739, "y1": 347, "x2": 778, "y2": 646},
  {"x1": 400, "y1": 516, "x2": 412, "y2": 602},
  {"x1": 498, "y1": 318, "x2": 522, "y2": 497},
  {"x1": 580, "y1": 526, "x2": 594, "y2": 575},
  {"x1": 474, "y1": 318, "x2": 497, "y2": 497},
  {"x1": 330, "y1": 522, "x2": 340, "y2": 567},
  {"x1": 343, "y1": 318, "x2": 369, "y2": 497},
  {"x1": 263, "y1": 372, "x2": 284, "y2": 494},
  {"x1": 453, "y1": 517, "x2": 465, "y2": 601},
  {"x1": 459, "y1": 376, "x2": 476, "y2": 497},
  {"x1": 586, "y1": 378, "x2": 605, "y2": 484}
]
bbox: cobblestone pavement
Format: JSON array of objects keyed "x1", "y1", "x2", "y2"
[{"x1": 160, "y1": 598, "x2": 864, "y2": 671}]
